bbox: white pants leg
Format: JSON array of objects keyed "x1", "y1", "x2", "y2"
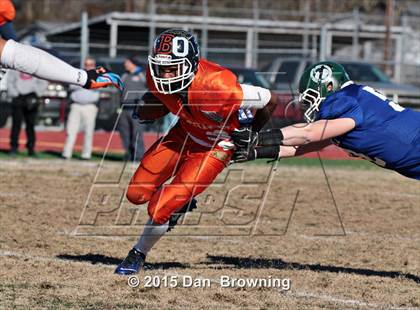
[
  {"x1": 80, "y1": 104, "x2": 98, "y2": 159},
  {"x1": 62, "y1": 104, "x2": 81, "y2": 158}
]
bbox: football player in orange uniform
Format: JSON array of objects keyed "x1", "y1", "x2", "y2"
[{"x1": 115, "y1": 29, "x2": 278, "y2": 275}]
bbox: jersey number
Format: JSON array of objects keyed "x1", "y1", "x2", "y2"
[{"x1": 362, "y1": 86, "x2": 405, "y2": 112}]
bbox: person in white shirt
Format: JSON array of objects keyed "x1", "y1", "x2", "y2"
[{"x1": 62, "y1": 57, "x2": 100, "y2": 160}]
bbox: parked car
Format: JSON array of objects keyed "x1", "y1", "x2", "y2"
[
  {"x1": 38, "y1": 82, "x2": 68, "y2": 126},
  {"x1": 227, "y1": 67, "x2": 271, "y2": 88},
  {"x1": 0, "y1": 69, "x2": 69, "y2": 127},
  {"x1": 263, "y1": 57, "x2": 420, "y2": 111}
]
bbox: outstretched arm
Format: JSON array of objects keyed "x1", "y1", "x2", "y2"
[
  {"x1": 230, "y1": 118, "x2": 353, "y2": 163},
  {"x1": 279, "y1": 140, "x2": 333, "y2": 158},
  {"x1": 233, "y1": 118, "x2": 355, "y2": 150},
  {"x1": 281, "y1": 119, "x2": 355, "y2": 146},
  {"x1": 231, "y1": 136, "x2": 333, "y2": 163},
  {"x1": 0, "y1": 38, "x2": 123, "y2": 90}
]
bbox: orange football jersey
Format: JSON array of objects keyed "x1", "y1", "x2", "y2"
[{"x1": 146, "y1": 59, "x2": 243, "y2": 147}]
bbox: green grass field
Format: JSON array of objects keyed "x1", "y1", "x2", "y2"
[{"x1": 1, "y1": 159, "x2": 418, "y2": 309}]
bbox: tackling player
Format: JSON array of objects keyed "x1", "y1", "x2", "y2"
[
  {"x1": 0, "y1": 37, "x2": 123, "y2": 89},
  {"x1": 114, "y1": 29, "x2": 277, "y2": 275},
  {"x1": 231, "y1": 61, "x2": 420, "y2": 180}
]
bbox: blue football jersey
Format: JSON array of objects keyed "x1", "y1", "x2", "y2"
[{"x1": 317, "y1": 83, "x2": 420, "y2": 180}]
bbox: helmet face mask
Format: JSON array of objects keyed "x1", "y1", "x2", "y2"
[
  {"x1": 300, "y1": 88, "x2": 324, "y2": 123},
  {"x1": 298, "y1": 62, "x2": 351, "y2": 123},
  {"x1": 148, "y1": 55, "x2": 194, "y2": 94},
  {"x1": 149, "y1": 29, "x2": 200, "y2": 94}
]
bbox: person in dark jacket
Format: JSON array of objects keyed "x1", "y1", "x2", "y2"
[
  {"x1": 119, "y1": 57, "x2": 147, "y2": 161},
  {"x1": 7, "y1": 69, "x2": 48, "y2": 156}
]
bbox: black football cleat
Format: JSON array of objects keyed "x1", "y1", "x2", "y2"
[{"x1": 167, "y1": 198, "x2": 198, "y2": 232}]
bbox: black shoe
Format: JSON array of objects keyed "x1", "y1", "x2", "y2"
[
  {"x1": 9, "y1": 148, "x2": 18, "y2": 156},
  {"x1": 167, "y1": 198, "x2": 198, "y2": 232},
  {"x1": 28, "y1": 150, "x2": 37, "y2": 157},
  {"x1": 114, "y1": 248, "x2": 146, "y2": 275}
]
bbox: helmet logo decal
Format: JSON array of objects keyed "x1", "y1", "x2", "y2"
[
  {"x1": 155, "y1": 34, "x2": 174, "y2": 54},
  {"x1": 155, "y1": 35, "x2": 190, "y2": 57},
  {"x1": 310, "y1": 65, "x2": 332, "y2": 83},
  {"x1": 173, "y1": 37, "x2": 189, "y2": 57}
]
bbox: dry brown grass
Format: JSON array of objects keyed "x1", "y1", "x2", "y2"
[{"x1": 1, "y1": 159, "x2": 419, "y2": 309}]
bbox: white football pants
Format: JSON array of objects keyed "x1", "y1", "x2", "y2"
[{"x1": 62, "y1": 103, "x2": 98, "y2": 159}]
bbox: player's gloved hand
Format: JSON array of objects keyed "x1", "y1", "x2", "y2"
[
  {"x1": 131, "y1": 99, "x2": 155, "y2": 124},
  {"x1": 232, "y1": 127, "x2": 284, "y2": 148},
  {"x1": 84, "y1": 66, "x2": 124, "y2": 90},
  {"x1": 230, "y1": 145, "x2": 280, "y2": 164},
  {"x1": 231, "y1": 147, "x2": 257, "y2": 163},
  {"x1": 231, "y1": 127, "x2": 259, "y2": 149},
  {"x1": 131, "y1": 106, "x2": 155, "y2": 124}
]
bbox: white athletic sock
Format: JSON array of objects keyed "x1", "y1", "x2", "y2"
[
  {"x1": 134, "y1": 218, "x2": 169, "y2": 255},
  {"x1": 1, "y1": 40, "x2": 87, "y2": 86}
]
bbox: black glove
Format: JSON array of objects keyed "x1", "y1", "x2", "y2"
[
  {"x1": 131, "y1": 100, "x2": 155, "y2": 124},
  {"x1": 231, "y1": 145, "x2": 280, "y2": 164},
  {"x1": 231, "y1": 128, "x2": 259, "y2": 149},
  {"x1": 84, "y1": 66, "x2": 124, "y2": 90},
  {"x1": 232, "y1": 128, "x2": 284, "y2": 149},
  {"x1": 258, "y1": 128, "x2": 284, "y2": 146},
  {"x1": 231, "y1": 147, "x2": 257, "y2": 163}
]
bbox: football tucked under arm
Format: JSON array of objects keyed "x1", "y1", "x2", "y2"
[{"x1": 133, "y1": 91, "x2": 170, "y2": 122}]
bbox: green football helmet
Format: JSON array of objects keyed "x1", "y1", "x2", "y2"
[{"x1": 298, "y1": 61, "x2": 351, "y2": 122}]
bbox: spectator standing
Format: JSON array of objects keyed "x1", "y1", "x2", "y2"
[
  {"x1": 62, "y1": 57, "x2": 100, "y2": 159},
  {"x1": 119, "y1": 57, "x2": 146, "y2": 161},
  {"x1": 7, "y1": 69, "x2": 48, "y2": 156}
]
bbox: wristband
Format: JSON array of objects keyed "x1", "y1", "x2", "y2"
[{"x1": 255, "y1": 145, "x2": 280, "y2": 159}]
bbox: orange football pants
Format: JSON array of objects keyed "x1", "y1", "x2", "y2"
[{"x1": 126, "y1": 124, "x2": 231, "y2": 224}]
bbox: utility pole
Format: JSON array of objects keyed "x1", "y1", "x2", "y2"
[
  {"x1": 80, "y1": 12, "x2": 89, "y2": 67},
  {"x1": 384, "y1": 0, "x2": 394, "y2": 75}
]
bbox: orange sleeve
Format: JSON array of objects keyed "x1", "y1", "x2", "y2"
[
  {"x1": 0, "y1": 0, "x2": 16, "y2": 25},
  {"x1": 216, "y1": 69, "x2": 243, "y2": 119}
]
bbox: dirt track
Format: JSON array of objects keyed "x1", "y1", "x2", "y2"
[{"x1": 1, "y1": 158, "x2": 419, "y2": 309}]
